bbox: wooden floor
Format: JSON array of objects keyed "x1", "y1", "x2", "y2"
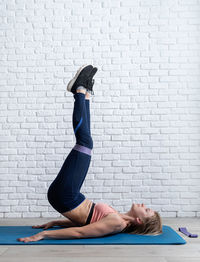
[{"x1": 0, "y1": 218, "x2": 199, "y2": 262}]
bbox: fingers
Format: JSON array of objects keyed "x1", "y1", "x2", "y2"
[
  {"x1": 17, "y1": 236, "x2": 38, "y2": 243},
  {"x1": 17, "y1": 237, "x2": 30, "y2": 243},
  {"x1": 17, "y1": 233, "x2": 43, "y2": 243},
  {"x1": 32, "y1": 224, "x2": 44, "y2": 228},
  {"x1": 32, "y1": 225, "x2": 50, "y2": 230}
]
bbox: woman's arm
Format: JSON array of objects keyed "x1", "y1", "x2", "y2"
[
  {"x1": 53, "y1": 219, "x2": 77, "y2": 227},
  {"x1": 43, "y1": 227, "x2": 81, "y2": 239},
  {"x1": 32, "y1": 218, "x2": 77, "y2": 230},
  {"x1": 44, "y1": 214, "x2": 123, "y2": 239},
  {"x1": 18, "y1": 214, "x2": 123, "y2": 243},
  {"x1": 42, "y1": 216, "x2": 124, "y2": 239},
  {"x1": 18, "y1": 226, "x2": 82, "y2": 242}
]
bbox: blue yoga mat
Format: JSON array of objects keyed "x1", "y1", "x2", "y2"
[{"x1": 0, "y1": 225, "x2": 186, "y2": 245}]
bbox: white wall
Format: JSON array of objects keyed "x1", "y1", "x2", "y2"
[{"x1": 0, "y1": 0, "x2": 200, "y2": 218}]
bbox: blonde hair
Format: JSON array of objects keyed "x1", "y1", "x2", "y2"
[{"x1": 122, "y1": 211, "x2": 162, "y2": 236}]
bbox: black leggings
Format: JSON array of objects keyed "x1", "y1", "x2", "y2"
[{"x1": 47, "y1": 93, "x2": 93, "y2": 213}]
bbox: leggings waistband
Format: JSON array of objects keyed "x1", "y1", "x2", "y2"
[
  {"x1": 85, "y1": 202, "x2": 95, "y2": 225},
  {"x1": 73, "y1": 144, "x2": 92, "y2": 156}
]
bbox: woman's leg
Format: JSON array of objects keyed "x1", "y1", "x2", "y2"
[{"x1": 47, "y1": 90, "x2": 93, "y2": 213}]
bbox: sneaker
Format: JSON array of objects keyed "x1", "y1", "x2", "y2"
[
  {"x1": 67, "y1": 65, "x2": 93, "y2": 94},
  {"x1": 86, "y1": 67, "x2": 98, "y2": 95}
]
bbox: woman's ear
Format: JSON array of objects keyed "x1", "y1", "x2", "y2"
[{"x1": 135, "y1": 217, "x2": 143, "y2": 225}]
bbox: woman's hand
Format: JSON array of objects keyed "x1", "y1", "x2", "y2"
[
  {"x1": 32, "y1": 221, "x2": 55, "y2": 230},
  {"x1": 17, "y1": 232, "x2": 45, "y2": 243}
]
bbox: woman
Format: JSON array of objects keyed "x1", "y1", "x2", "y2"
[{"x1": 18, "y1": 65, "x2": 162, "y2": 243}]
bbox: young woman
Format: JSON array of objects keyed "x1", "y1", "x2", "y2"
[{"x1": 18, "y1": 65, "x2": 162, "y2": 243}]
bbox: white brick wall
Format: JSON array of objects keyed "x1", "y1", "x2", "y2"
[{"x1": 0, "y1": 0, "x2": 200, "y2": 218}]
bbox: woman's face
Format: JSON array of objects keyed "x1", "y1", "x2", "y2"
[{"x1": 131, "y1": 203, "x2": 155, "y2": 219}]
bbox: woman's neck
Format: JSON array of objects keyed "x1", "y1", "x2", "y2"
[{"x1": 119, "y1": 212, "x2": 135, "y2": 224}]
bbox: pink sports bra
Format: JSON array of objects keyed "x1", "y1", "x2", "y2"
[{"x1": 90, "y1": 202, "x2": 117, "y2": 224}]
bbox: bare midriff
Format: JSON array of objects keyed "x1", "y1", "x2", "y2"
[
  {"x1": 61, "y1": 199, "x2": 128, "y2": 229},
  {"x1": 61, "y1": 198, "x2": 93, "y2": 226}
]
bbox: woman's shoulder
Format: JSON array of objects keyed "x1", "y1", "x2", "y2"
[
  {"x1": 91, "y1": 203, "x2": 129, "y2": 232},
  {"x1": 107, "y1": 213, "x2": 129, "y2": 233},
  {"x1": 103, "y1": 212, "x2": 128, "y2": 230}
]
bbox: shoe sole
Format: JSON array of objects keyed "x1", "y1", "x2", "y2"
[{"x1": 67, "y1": 65, "x2": 93, "y2": 92}]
